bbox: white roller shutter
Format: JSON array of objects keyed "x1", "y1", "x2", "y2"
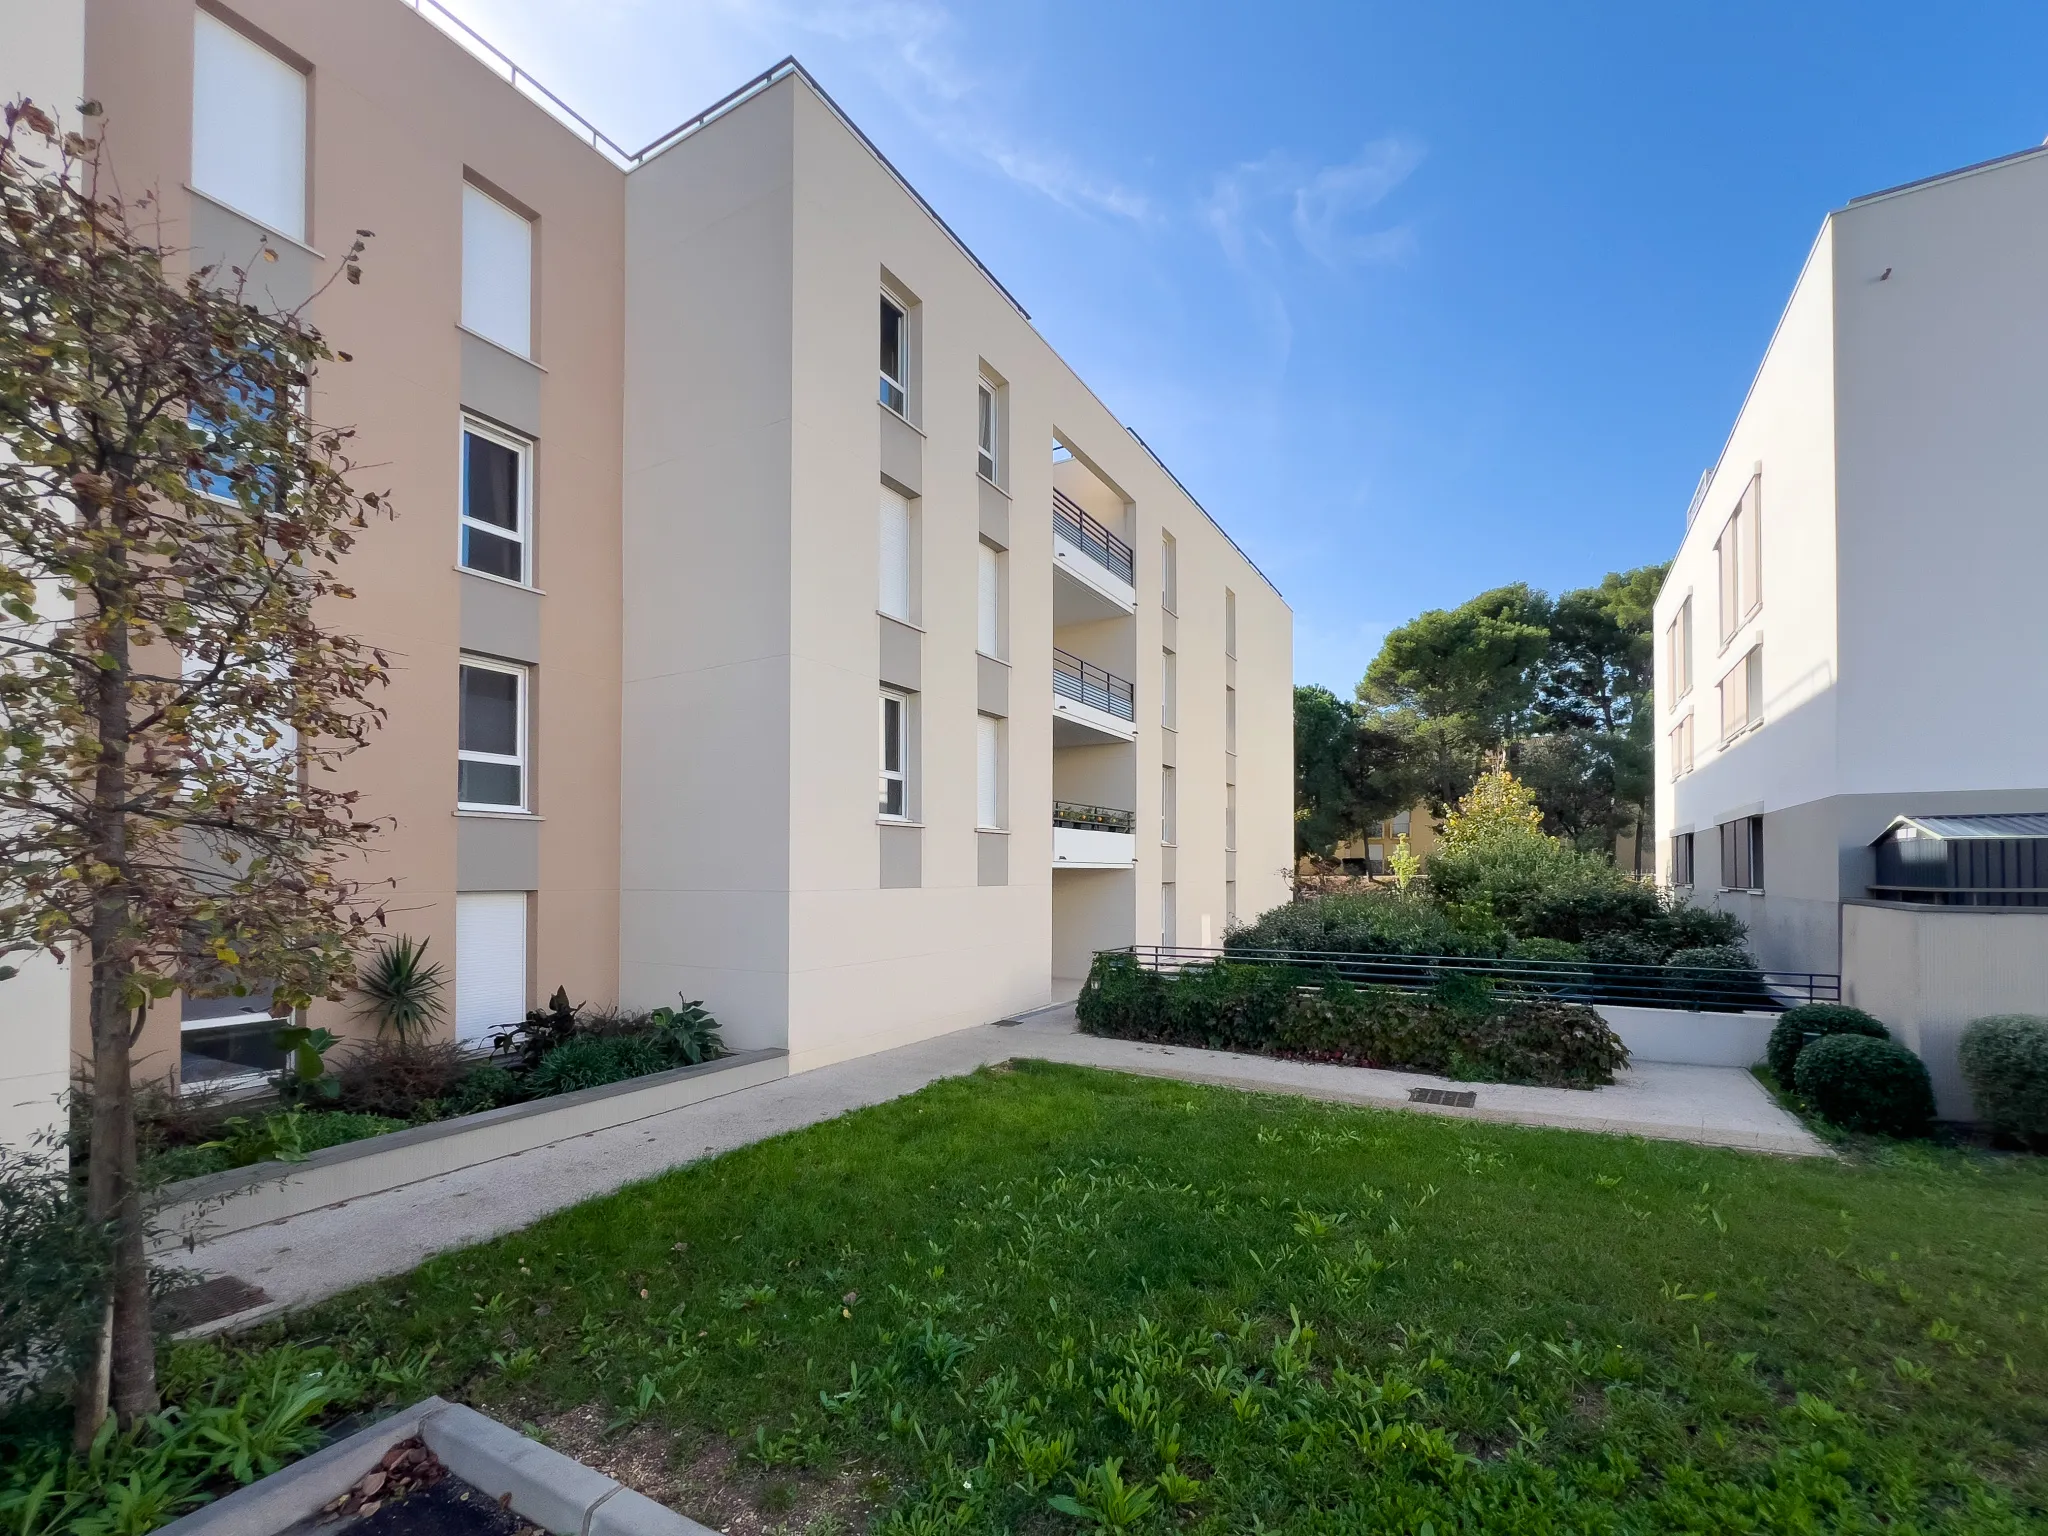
[
  {"x1": 462, "y1": 184, "x2": 534, "y2": 357},
  {"x1": 976, "y1": 542, "x2": 1000, "y2": 657},
  {"x1": 191, "y1": 11, "x2": 306, "y2": 240},
  {"x1": 456, "y1": 892, "x2": 527, "y2": 1047},
  {"x1": 878, "y1": 488, "x2": 911, "y2": 621},
  {"x1": 976, "y1": 714, "x2": 1000, "y2": 829}
]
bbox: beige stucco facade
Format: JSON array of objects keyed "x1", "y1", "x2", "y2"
[{"x1": 4, "y1": 3, "x2": 1291, "y2": 1122}]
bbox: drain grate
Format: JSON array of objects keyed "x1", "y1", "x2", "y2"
[{"x1": 1408, "y1": 1087, "x2": 1478, "y2": 1109}]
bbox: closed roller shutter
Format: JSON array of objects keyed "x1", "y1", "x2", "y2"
[{"x1": 456, "y1": 892, "x2": 528, "y2": 1046}]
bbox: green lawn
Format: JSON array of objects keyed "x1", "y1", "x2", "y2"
[{"x1": 97, "y1": 1063, "x2": 2048, "y2": 1530}]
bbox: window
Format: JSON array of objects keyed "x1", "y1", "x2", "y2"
[
  {"x1": 976, "y1": 714, "x2": 1003, "y2": 829},
  {"x1": 458, "y1": 659, "x2": 527, "y2": 810},
  {"x1": 1225, "y1": 783, "x2": 1237, "y2": 852},
  {"x1": 1161, "y1": 649, "x2": 1177, "y2": 729},
  {"x1": 977, "y1": 382, "x2": 999, "y2": 482},
  {"x1": 191, "y1": 10, "x2": 307, "y2": 240},
  {"x1": 1719, "y1": 815, "x2": 1764, "y2": 891},
  {"x1": 879, "y1": 295, "x2": 908, "y2": 415},
  {"x1": 878, "y1": 487, "x2": 912, "y2": 622},
  {"x1": 1667, "y1": 596, "x2": 1693, "y2": 702},
  {"x1": 181, "y1": 987, "x2": 290, "y2": 1087},
  {"x1": 1718, "y1": 645, "x2": 1763, "y2": 742},
  {"x1": 1224, "y1": 588, "x2": 1238, "y2": 657},
  {"x1": 879, "y1": 692, "x2": 907, "y2": 819},
  {"x1": 460, "y1": 418, "x2": 530, "y2": 583},
  {"x1": 1225, "y1": 686, "x2": 1237, "y2": 753},
  {"x1": 1161, "y1": 532, "x2": 1178, "y2": 613},
  {"x1": 1715, "y1": 476, "x2": 1762, "y2": 644},
  {"x1": 456, "y1": 892, "x2": 527, "y2": 1047},
  {"x1": 462, "y1": 183, "x2": 534, "y2": 357},
  {"x1": 1226, "y1": 881, "x2": 1237, "y2": 929},
  {"x1": 1161, "y1": 766, "x2": 1177, "y2": 845},
  {"x1": 1669, "y1": 713, "x2": 1694, "y2": 779},
  {"x1": 1391, "y1": 809, "x2": 1412, "y2": 836},
  {"x1": 1160, "y1": 882, "x2": 1176, "y2": 946},
  {"x1": 1672, "y1": 831, "x2": 1695, "y2": 888},
  {"x1": 976, "y1": 542, "x2": 1002, "y2": 658}
]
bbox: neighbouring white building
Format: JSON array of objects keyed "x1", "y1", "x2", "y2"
[{"x1": 1653, "y1": 140, "x2": 2048, "y2": 1116}]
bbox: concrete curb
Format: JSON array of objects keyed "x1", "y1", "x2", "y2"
[
  {"x1": 151, "y1": 1049, "x2": 787, "y2": 1250},
  {"x1": 153, "y1": 1399, "x2": 717, "y2": 1536}
]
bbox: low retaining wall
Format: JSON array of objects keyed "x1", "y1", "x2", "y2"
[
  {"x1": 1842, "y1": 900, "x2": 2048, "y2": 1120},
  {"x1": 1594, "y1": 1005, "x2": 1775, "y2": 1069},
  {"x1": 152, "y1": 1048, "x2": 787, "y2": 1250}
]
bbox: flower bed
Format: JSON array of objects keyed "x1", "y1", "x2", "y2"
[{"x1": 1077, "y1": 950, "x2": 1628, "y2": 1087}]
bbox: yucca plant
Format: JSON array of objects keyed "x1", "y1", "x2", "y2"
[{"x1": 354, "y1": 935, "x2": 448, "y2": 1043}]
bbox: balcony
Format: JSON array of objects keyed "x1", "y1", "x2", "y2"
[
  {"x1": 1053, "y1": 801, "x2": 1136, "y2": 868},
  {"x1": 1053, "y1": 647, "x2": 1137, "y2": 744},
  {"x1": 1053, "y1": 489, "x2": 1136, "y2": 616}
]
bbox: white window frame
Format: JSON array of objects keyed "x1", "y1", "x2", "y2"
[
  {"x1": 879, "y1": 294, "x2": 909, "y2": 417},
  {"x1": 1718, "y1": 644, "x2": 1762, "y2": 744},
  {"x1": 879, "y1": 487, "x2": 913, "y2": 623},
  {"x1": 976, "y1": 381, "x2": 999, "y2": 483},
  {"x1": 1161, "y1": 531, "x2": 1178, "y2": 614},
  {"x1": 458, "y1": 656, "x2": 529, "y2": 812},
  {"x1": 459, "y1": 415, "x2": 534, "y2": 587},
  {"x1": 879, "y1": 691, "x2": 909, "y2": 821},
  {"x1": 1671, "y1": 831, "x2": 1695, "y2": 888},
  {"x1": 1161, "y1": 765, "x2": 1177, "y2": 846},
  {"x1": 1668, "y1": 595, "x2": 1693, "y2": 704},
  {"x1": 1669, "y1": 712, "x2": 1694, "y2": 780}
]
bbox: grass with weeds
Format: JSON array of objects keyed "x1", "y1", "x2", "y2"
[{"x1": 14, "y1": 1061, "x2": 2048, "y2": 1533}]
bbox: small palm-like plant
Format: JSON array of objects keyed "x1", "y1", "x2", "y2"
[
  {"x1": 649, "y1": 996, "x2": 724, "y2": 1065},
  {"x1": 354, "y1": 935, "x2": 448, "y2": 1043}
]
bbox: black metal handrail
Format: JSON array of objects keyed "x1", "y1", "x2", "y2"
[
  {"x1": 1112, "y1": 945, "x2": 1841, "y2": 1013},
  {"x1": 1053, "y1": 489, "x2": 1136, "y2": 585},
  {"x1": 1053, "y1": 647, "x2": 1135, "y2": 722},
  {"x1": 1055, "y1": 801, "x2": 1136, "y2": 834}
]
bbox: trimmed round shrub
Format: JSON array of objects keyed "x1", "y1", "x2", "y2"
[
  {"x1": 1584, "y1": 932, "x2": 1663, "y2": 968},
  {"x1": 1958, "y1": 1015, "x2": 2048, "y2": 1141},
  {"x1": 1664, "y1": 944, "x2": 1766, "y2": 1009},
  {"x1": 1766, "y1": 1004, "x2": 1888, "y2": 1087},
  {"x1": 1794, "y1": 1033, "x2": 1934, "y2": 1136},
  {"x1": 1647, "y1": 902, "x2": 1748, "y2": 956}
]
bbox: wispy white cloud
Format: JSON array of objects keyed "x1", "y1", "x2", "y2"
[{"x1": 1204, "y1": 137, "x2": 1424, "y2": 270}]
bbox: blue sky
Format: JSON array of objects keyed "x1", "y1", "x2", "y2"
[{"x1": 442, "y1": 0, "x2": 2048, "y2": 692}]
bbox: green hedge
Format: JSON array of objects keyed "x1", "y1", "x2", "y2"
[
  {"x1": 1794, "y1": 1033, "x2": 1934, "y2": 1137},
  {"x1": 1958, "y1": 1015, "x2": 2048, "y2": 1142},
  {"x1": 1765, "y1": 1004, "x2": 1888, "y2": 1087},
  {"x1": 1077, "y1": 952, "x2": 1628, "y2": 1088}
]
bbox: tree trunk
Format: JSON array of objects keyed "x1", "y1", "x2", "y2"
[{"x1": 72, "y1": 595, "x2": 157, "y2": 1448}]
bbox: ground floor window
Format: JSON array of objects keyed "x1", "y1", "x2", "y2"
[
  {"x1": 456, "y1": 891, "x2": 528, "y2": 1047},
  {"x1": 181, "y1": 989, "x2": 289, "y2": 1087},
  {"x1": 1719, "y1": 814, "x2": 1763, "y2": 891},
  {"x1": 1672, "y1": 831, "x2": 1695, "y2": 887}
]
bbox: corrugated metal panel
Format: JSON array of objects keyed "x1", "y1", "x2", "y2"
[{"x1": 1874, "y1": 813, "x2": 2048, "y2": 843}]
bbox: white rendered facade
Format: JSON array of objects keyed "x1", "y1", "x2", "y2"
[{"x1": 1654, "y1": 144, "x2": 2048, "y2": 975}]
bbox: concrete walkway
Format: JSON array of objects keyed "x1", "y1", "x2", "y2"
[{"x1": 171, "y1": 1008, "x2": 1822, "y2": 1324}]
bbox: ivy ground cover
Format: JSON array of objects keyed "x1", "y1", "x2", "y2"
[{"x1": 34, "y1": 1060, "x2": 2048, "y2": 1533}]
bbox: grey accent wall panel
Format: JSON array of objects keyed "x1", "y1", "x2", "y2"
[
  {"x1": 1161, "y1": 844, "x2": 1177, "y2": 883},
  {"x1": 977, "y1": 832, "x2": 1008, "y2": 887},
  {"x1": 458, "y1": 815, "x2": 539, "y2": 892},
  {"x1": 879, "y1": 407, "x2": 922, "y2": 497},
  {"x1": 190, "y1": 194, "x2": 316, "y2": 311},
  {"x1": 976, "y1": 654, "x2": 1009, "y2": 717},
  {"x1": 879, "y1": 616, "x2": 921, "y2": 691},
  {"x1": 461, "y1": 331, "x2": 543, "y2": 437},
  {"x1": 880, "y1": 824, "x2": 922, "y2": 888},
  {"x1": 461, "y1": 574, "x2": 542, "y2": 663},
  {"x1": 977, "y1": 479, "x2": 1011, "y2": 549}
]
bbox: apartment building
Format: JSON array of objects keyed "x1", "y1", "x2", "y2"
[
  {"x1": 1, "y1": 0, "x2": 1291, "y2": 1138},
  {"x1": 1652, "y1": 141, "x2": 2048, "y2": 985}
]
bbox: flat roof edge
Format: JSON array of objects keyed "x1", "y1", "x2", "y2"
[{"x1": 1844, "y1": 141, "x2": 2048, "y2": 209}]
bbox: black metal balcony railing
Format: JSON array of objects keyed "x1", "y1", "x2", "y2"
[
  {"x1": 1055, "y1": 801, "x2": 1136, "y2": 834},
  {"x1": 1115, "y1": 945, "x2": 1843, "y2": 1013},
  {"x1": 1052, "y1": 489, "x2": 1136, "y2": 585},
  {"x1": 1054, "y1": 648, "x2": 1135, "y2": 722}
]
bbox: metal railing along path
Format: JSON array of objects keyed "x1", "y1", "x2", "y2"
[
  {"x1": 1053, "y1": 648, "x2": 1136, "y2": 722},
  {"x1": 1053, "y1": 489, "x2": 1136, "y2": 585},
  {"x1": 1112, "y1": 945, "x2": 1842, "y2": 1013},
  {"x1": 1054, "y1": 801, "x2": 1136, "y2": 834}
]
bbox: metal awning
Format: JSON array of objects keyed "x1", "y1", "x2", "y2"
[{"x1": 1872, "y1": 813, "x2": 2048, "y2": 845}]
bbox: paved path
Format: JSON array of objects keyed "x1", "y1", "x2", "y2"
[{"x1": 171, "y1": 1008, "x2": 1823, "y2": 1324}]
